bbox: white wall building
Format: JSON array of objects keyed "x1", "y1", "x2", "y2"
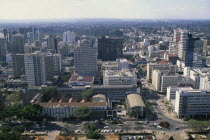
[
  {"x1": 178, "y1": 30, "x2": 188, "y2": 60},
  {"x1": 167, "y1": 86, "x2": 193, "y2": 101},
  {"x1": 147, "y1": 63, "x2": 177, "y2": 81},
  {"x1": 116, "y1": 58, "x2": 129, "y2": 69},
  {"x1": 63, "y1": 31, "x2": 75, "y2": 43},
  {"x1": 103, "y1": 69, "x2": 137, "y2": 86},
  {"x1": 39, "y1": 102, "x2": 107, "y2": 119},
  {"x1": 175, "y1": 89, "x2": 210, "y2": 118},
  {"x1": 24, "y1": 51, "x2": 46, "y2": 86}
]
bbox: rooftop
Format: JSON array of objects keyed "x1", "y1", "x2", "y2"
[
  {"x1": 69, "y1": 74, "x2": 94, "y2": 83},
  {"x1": 127, "y1": 94, "x2": 145, "y2": 108},
  {"x1": 37, "y1": 102, "x2": 107, "y2": 107}
]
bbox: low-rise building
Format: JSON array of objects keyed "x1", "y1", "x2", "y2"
[
  {"x1": 69, "y1": 74, "x2": 94, "y2": 86},
  {"x1": 167, "y1": 86, "x2": 193, "y2": 101},
  {"x1": 127, "y1": 94, "x2": 145, "y2": 118},
  {"x1": 103, "y1": 69, "x2": 137, "y2": 86},
  {"x1": 147, "y1": 62, "x2": 177, "y2": 81},
  {"x1": 38, "y1": 102, "x2": 108, "y2": 119}
]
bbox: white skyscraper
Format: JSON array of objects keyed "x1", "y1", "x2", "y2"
[
  {"x1": 24, "y1": 51, "x2": 46, "y2": 86},
  {"x1": 178, "y1": 30, "x2": 188, "y2": 60},
  {"x1": 63, "y1": 31, "x2": 75, "y2": 43},
  {"x1": 74, "y1": 39, "x2": 97, "y2": 76}
]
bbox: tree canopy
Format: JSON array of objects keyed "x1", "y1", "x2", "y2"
[
  {"x1": 187, "y1": 119, "x2": 210, "y2": 132},
  {"x1": 86, "y1": 123, "x2": 100, "y2": 139},
  {"x1": 41, "y1": 86, "x2": 58, "y2": 102},
  {"x1": 0, "y1": 103, "x2": 42, "y2": 121},
  {"x1": 0, "y1": 125, "x2": 24, "y2": 140},
  {"x1": 21, "y1": 104, "x2": 42, "y2": 120},
  {"x1": 82, "y1": 89, "x2": 94, "y2": 101},
  {"x1": 74, "y1": 106, "x2": 92, "y2": 120}
]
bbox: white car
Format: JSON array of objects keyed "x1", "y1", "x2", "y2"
[
  {"x1": 157, "y1": 125, "x2": 162, "y2": 129},
  {"x1": 75, "y1": 130, "x2": 80, "y2": 133}
]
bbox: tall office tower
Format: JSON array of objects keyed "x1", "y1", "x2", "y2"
[
  {"x1": 12, "y1": 54, "x2": 25, "y2": 77},
  {"x1": 74, "y1": 39, "x2": 97, "y2": 76},
  {"x1": 19, "y1": 27, "x2": 29, "y2": 42},
  {"x1": 12, "y1": 34, "x2": 25, "y2": 54},
  {"x1": 24, "y1": 51, "x2": 46, "y2": 86},
  {"x1": 173, "y1": 29, "x2": 181, "y2": 54},
  {"x1": 0, "y1": 38, "x2": 7, "y2": 61},
  {"x1": 47, "y1": 35, "x2": 58, "y2": 53},
  {"x1": 24, "y1": 43, "x2": 40, "y2": 54},
  {"x1": 178, "y1": 31, "x2": 188, "y2": 60},
  {"x1": 33, "y1": 27, "x2": 40, "y2": 41},
  {"x1": 185, "y1": 34, "x2": 207, "y2": 67},
  {"x1": 63, "y1": 31, "x2": 75, "y2": 43},
  {"x1": 27, "y1": 32, "x2": 34, "y2": 44},
  {"x1": 44, "y1": 52, "x2": 61, "y2": 81},
  {"x1": 98, "y1": 36, "x2": 123, "y2": 61},
  {"x1": 0, "y1": 28, "x2": 9, "y2": 40}
]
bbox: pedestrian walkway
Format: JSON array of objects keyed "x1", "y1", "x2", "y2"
[{"x1": 46, "y1": 130, "x2": 60, "y2": 140}]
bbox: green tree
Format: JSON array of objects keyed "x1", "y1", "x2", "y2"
[
  {"x1": 187, "y1": 119, "x2": 210, "y2": 132},
  {"x1": 164, "y1": 101, "x2": 169, "y2": 107},
  {"x1": 167, "y1": 106, "x2": 173, "y2": 114},
  {"x1": 21, "y1": 104, "x2": 42, "y2": 120},
  {"x1": 82, "y1": 89, "x2": 94, "y2": 101},
  {"x1": 0, "y1": 132, "x2": 21, "y2": 140},
  {"x1": 0, "y1": 103, "x2": 23, "y2": 120},
  {"x1": 168, "y1": 136, "x2": 174, "y2": 140},
  {"x1": 86, "y1": 123, "x2": 100, "y2": 139},
  {"x1": 74, "y1": 106, "x2": 92, "y2": 120},
  {"x1": 43, "y1": 118, "x2": 47, "y2": 125},
  {"x1": 12, "y1": 125, "x2": 25, "y2": 133},
  {"x1": 127, "y1": 110, "x2": 134, "y2": 120},
  {"x1": 41, "y1": 87, "x2": 58, "y2": 102},
  {"x1": 6, "y1": 91, "x2": 21, "y2": 104},
  {"x1": 0, "y1": 125, "x2": 11, "y2": 133}
]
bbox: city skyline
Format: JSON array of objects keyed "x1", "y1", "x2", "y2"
[{"x1": 0, "y1": 0, "x2": 210, "y2": 20}]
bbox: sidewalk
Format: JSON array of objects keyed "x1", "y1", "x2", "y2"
[{"x1": 46, "y1": 130, "x2": 60, "y2": 140}]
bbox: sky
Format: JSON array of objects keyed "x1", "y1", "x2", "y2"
[{"x1": 0, "y1": 0, "x2": 210, "y2": 20}]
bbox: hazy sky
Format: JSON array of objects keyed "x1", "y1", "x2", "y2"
[{"x1": 1, "y1": 0, "x2": 210, "y2": 20}]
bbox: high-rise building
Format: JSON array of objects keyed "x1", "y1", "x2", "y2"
[
  {"x1": 0, "y1": 28, "x2": 10, "y2": 41},
  {"x1": 0, "y1": 38, "x2": 7, "y2": 61},
  {"x1": 185, "y1": 34, "x2": 207, "y2": 67},
  {"x1": 24, "y1": 43, "x2": 40, "y2": 54},
  {"x1": 24, "y1": 51, "x2": 46, "y2": 86},
  {"x1": 45, "y1": 52, "x2": 61, "y2": 81},
  {"x1": 19, "y1": 27, "x2": 29, "y2": 42},
  {"x1": 12, "y1": 54, "x2": 25, "y2": 77},
  {"x1": 173, "y1": 29, "x2": 181, "y2": 55},
  {"x1": 47, "y1": 35, "x2": 58, "y2": 53},
  {"x1": 98, "y1": 36, "x2": 123, "y2": 61},
  {"x1": 74, "y1": 39, "x2": 97, "y2": 76},
  {"x1": 27, "y1": 32, "x2": 34, "y2": 44},
  {"x1": 12, "y1": 34, "x2": 25, "y2": 54},
  {"x1": 63, "y1": 31, "x2": 75, "y2": 43},
  {"x1": 32, "y1": 27, "x2": 40, "y2": 41},
  {"x1": 178, "y1": 30, "x2": 188, "y2": 60}
]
